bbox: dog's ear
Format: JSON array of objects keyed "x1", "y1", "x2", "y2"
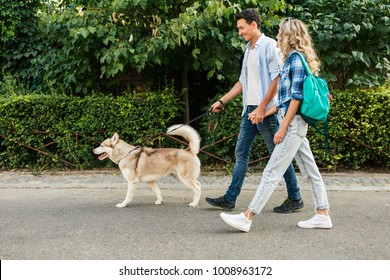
[{"x1": 111, "y1": 133, "x2": 119, "y2": 146}]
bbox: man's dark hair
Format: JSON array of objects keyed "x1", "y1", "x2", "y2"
[{"x1": 235, "y1": 9, "x2": 261, "y2": 30}]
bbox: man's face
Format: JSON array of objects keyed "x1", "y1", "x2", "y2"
[{"x1": 237, "y1": 18, "x2": 257, "y2": 42}]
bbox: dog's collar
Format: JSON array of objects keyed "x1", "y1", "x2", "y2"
[{"x1": 116, "y1": 146, "x2": 141, "y2": 164}]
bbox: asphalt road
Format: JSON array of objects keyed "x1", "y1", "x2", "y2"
[{"x1": 1, "y1": 171, "x2": 389, "y2": 260}]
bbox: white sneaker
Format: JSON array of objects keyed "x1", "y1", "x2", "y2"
[
  {"x1": 298, "y1": 214, "x2": 333, "y2": 229},
  {"x1": 220, "y1": 212, "x2": 252, "y2": 232}
]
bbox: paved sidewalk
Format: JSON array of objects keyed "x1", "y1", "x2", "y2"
[
  {"x1": 1, "y1": 170, "x2": 389, "y2": 260},
  {"x1": 1, "y1": 170, "x2": 390, "y2": 191}
]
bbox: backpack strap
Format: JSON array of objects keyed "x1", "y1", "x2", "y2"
[{"x1": 292, "y1": 52, "x2": 313, "y2": 77}]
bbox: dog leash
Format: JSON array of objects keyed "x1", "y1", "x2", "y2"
[
  {"x1": 116, "y1": 146, "x2": 141, "y2": 164},
  {"x1": 207, "y1": 111, "x2": 221, "y2": 132},
  {"x1": 168, "y1": 106, "x2": 224, "y2": 134},
  {"x1": 167, "y1": 110, "x2": 211, "y2": 134},
  {"x1": 207, "y1": 100, "x2": 225, "y2": 132}
]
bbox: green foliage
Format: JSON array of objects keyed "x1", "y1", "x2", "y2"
[
  {"x1": 1, "y1": 0, "x2": 389, "y2": 172},
  {"x1": 291, "y1": 0, "x2": 390, "y2": 89},
  {"x1": 1, "y1": 0, "x2": 287, "y2": 95},
  {"x1": 97, "y1": 0, "x2": 285, "y2": 81},
  {"x1": 0, "y1": 85, "x2": 182, "y2": 170},
  {"x1": 0, "y1": 0, "x2": 40, "y2": 43},
  {"x1": 35, "y1": 5, "x2": 110, "y2": 94},
  {"x1": 324, "y1": 86, "x2": 390, "y2": 169},
  {"x1": 0, "y1": 72, "x2": 29, "y2": 95},
  {"x1": 199, "y1": 85, "x2": 390, "y2": 170},
  {"x1": 0, "y1": 0, "x2": 43, "y2": 90},
  {"x1": 2, "y1": 0, "x2": 389, "y2": 96},
  {"x1": 1, "y1": 80, "x2": 389, "y2": 170},
  {"x1": 198, "y1": 95, "x2": 243, "y2": 165}
]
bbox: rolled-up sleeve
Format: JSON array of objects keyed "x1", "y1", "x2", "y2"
[
  {"x1": 267, "y1": 42, "x2": 281, "y2": 81},
  {"x1": 290, "y1": 55, "x2": 306, "y2": 101}
]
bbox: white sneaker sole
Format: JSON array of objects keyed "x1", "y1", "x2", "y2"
[{"x1": 298, "y1": 222, "x2": 333, "y2": 229}]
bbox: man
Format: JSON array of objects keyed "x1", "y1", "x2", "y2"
[{"x1": 205, "y1": 9, "x2": 303, "y2": 213}]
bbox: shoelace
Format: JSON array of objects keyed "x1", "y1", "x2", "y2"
[{"x1": 226, "y1": 213, "x2": 246, "y2": 221}]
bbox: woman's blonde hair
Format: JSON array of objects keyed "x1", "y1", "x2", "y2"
[{"x1": 276, "y1": 18, "x2": 321, "y2": 75}]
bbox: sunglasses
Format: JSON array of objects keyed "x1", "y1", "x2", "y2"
[{"x1": 285, "y1": 17, "x2": 293, "y2": 28}]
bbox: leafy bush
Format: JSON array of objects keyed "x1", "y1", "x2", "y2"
[
  {"x1": 0, "y1": 86, "x2": 183, "y2": 170},
  {"x1": 1, "y1": 79, "x2": 389, "y2": 171},
  {"x1": 291, "y1": 0, "x2": 390, "y2": 89},
  {"x1": 199, "y1": 85, "x2": 390, "y2": 170},
  {"x1": 324, "y1": 86, "x2": 390, "y2": 169}
]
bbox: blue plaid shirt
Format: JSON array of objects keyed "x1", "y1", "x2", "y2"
[{"x1": 276, "y1": 50, "x2": 307, "y2": 112}]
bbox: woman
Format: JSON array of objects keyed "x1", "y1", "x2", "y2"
[{"x1": 220, "y1": 18, "x2": 332, "y2": 232}]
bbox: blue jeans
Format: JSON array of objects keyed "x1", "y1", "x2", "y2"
[
  {"x1": 225, "y1": 106, "x2": 301, "y2": 203},
  {"x1": 248, "y1": 110, "x2": 329, "y2": 214}
]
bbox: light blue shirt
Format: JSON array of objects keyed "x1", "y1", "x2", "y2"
[{"x1": 239, "y1": 33, "x2": 281, "y2": 116}]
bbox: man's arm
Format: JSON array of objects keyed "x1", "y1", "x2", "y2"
[{"x1": 210, "y1": 81, "x2": 242, "y2": 113}]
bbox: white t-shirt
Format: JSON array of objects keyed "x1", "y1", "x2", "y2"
[{"x1": 246, "y1": 47, "x2": 260, "y2": 105}]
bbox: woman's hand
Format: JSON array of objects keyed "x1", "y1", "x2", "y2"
[
  {"x1": 248, "y1": 107, "x2": 265, "y2": 124},
  {"x1": 274, "y1": 127, "x2": 287, "y2": 144}
]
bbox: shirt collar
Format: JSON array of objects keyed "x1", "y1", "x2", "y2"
[
  {"x1": 246, "y1": 33, "x2": 265, "y2": 49},
  {"x1": 286, "y1": 48, "x2": 298, "y2": 60}
]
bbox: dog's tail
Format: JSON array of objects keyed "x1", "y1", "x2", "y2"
[{"x1": 167, "y1": 124, "x2": 200, "y2": 155}]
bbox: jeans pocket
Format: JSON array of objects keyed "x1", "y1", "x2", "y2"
[
  {"x1": 288, "y1": 116, "x2": 299, "y2": 133},
  {"x1": 296, "y1": 115, "x2": 308, "y2": 137}
]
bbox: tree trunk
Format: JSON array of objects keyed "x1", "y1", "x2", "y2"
[{"x1": 181, "y1": 63, "x2": 189, "y2": 124}]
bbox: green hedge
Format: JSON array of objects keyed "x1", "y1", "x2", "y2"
[
  {"x1": 1, "y1": 86, "x2": 389, "y2": 171},
  {"x1": 326, "y1": 88, "x2": 390, "y2": 169},
  {"x1": 199, "y1": 86, "x2": 390, "y2": 170},
  {"x1": 0, "y1": 88, "x2": 183, "y2": 170}
]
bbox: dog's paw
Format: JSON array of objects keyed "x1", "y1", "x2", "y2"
[
  {"x1": 116, "y1": 203, "x2": 127, "y2": 208},
  {"x1": 155, "y1": 200, "x2": 163, "y2": 205},
  {"x1": 188, "y1": 202, "x2": 198, "y2": 207}
]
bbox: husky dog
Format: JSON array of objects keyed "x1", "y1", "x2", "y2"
[{"x1": 93, "y1": 125, "x2": 201, "y2": 207}]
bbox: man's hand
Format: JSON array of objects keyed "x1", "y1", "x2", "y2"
[
  {"x1": 209, "y1": 100, "x2": 224, "y2": 113},
  {"x1": 248, "y1": 106, "x2": 265, "y2": 124}
]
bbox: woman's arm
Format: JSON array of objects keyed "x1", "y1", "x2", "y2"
[
  {"x1": 273, "y1": 99, "x2": 300, "y2": 145},
  {"x1": 273, "y1": 53, "x2": 305, "y2": 144}
]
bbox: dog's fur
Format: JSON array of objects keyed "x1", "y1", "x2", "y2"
[{"x1": 93, "y1": 125, "x2": 201, "y2": 207}]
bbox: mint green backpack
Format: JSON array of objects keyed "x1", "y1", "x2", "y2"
[
  {"x1": 294, "y1": 52, "x2": 331, "y2": 156},
  {"x1": 294, "y1": 52, "x2": 330, "y2": 125}
]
